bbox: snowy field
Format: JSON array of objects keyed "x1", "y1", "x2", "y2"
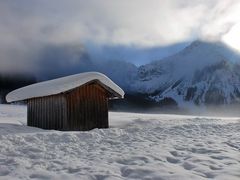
[{"x1": 0, "y1": 105, "x2": 239, "y2": 180}]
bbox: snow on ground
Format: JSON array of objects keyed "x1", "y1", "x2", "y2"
[{"x1": 0, "y1": 104, "x2": 239, "y2": 180}]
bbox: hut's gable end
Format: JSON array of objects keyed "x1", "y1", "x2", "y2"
[
  {"x1": 27, "y1": 94, "x2": 67, "y2": 130},
  {"x1": 62, "y1": 80, "x2": 119, "y2": 99},
  {"x1": 65, "y1": 83, "x2": 108, "y2": 131}
]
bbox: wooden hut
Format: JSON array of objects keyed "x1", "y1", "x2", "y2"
[{"x1": 6, "y1": 72, "x2": 124, "y2": 131}]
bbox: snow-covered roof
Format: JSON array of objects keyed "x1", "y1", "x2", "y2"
[{"x1": 6, "y1": 72, "x2": 124, "y2": 102}]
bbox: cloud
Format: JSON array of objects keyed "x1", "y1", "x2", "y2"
[{"x1": 0, "y1": 0, "x2": 240, "y2": 74}]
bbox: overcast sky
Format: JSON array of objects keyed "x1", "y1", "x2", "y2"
[{"x1": 0, "y1": 0, "x2": 240, "y2": 74}]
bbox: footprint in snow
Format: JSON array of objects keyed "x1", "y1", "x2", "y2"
[
  {"x1": 182, "y1": 162, "x2": 196, "y2": 170},
  {"x1": 0, "y1": 169, "x2": 10, "y2": 176},
  {"x1": 166, "y1": 156, "x2": 181, "y2": 164}
]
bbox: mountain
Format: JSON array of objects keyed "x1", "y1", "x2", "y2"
[
  {"x1": 35, "y1": 44, "x2": 94, "y2": 80},
  {"x1": 85, "y1": 42, "x2": 189, "y2": 65},
  {"x1": 2, "y1": 40, "x2": 240, "y2": 113},
  {"x1": 131, "y1": 40, "x2": 240, "y2": 110},
  {"x1": 34, "y1": 43, "x2": 138, "y2": 91},
  {"x1": 94, "y1": 60, "x2": 138, "y2": 91}
]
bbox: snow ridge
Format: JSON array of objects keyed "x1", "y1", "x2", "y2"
[
  {"x1": 6, "y1": 72, "x2": 124, "y2": 102},
  {"x1": 131, "y1": 40, "x2": 240, "y2": 108}
]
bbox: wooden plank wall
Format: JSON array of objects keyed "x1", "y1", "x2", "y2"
[
  {"x1": 66, "y1": 83, "x2": 108, "y2": 131},
  {"x1": 27, "y1": 94, "x2": 67, "y2": 130},
  {"x1": 27, "y1": 82, "x2": 109, "y2": 131}
]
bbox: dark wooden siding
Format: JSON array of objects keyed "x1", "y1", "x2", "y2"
[
  {"x1": 27, "y1": 82, "x2": 109, "y2": 131},
  {"x1": 65, "y1": 83, "x2": 108, "y2": 131},
  {"x1": 27, "y1": 94, "x2": 67, "y2": 130}
]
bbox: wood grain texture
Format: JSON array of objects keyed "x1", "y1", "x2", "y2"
[{"x1": 27, "y1": 81, "x2": 109, "y2": 131}]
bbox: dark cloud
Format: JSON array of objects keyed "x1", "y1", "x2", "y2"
[
  {"x1": 0, "y1": 0, "x2": 239, "y2": 75},
  {"x1": 85, "y1": 42, "x2": 190, "y2": 66}
]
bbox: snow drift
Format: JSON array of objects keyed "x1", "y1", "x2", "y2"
[
  {"x1": 0, "y1": 104, "x2": 239, "y2": 179},
  {"x1": 6, "y1": 72, "x2": 124, "y2": 102}
]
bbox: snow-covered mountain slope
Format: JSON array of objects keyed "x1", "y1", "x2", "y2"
[
  {"x1": 132, "y1": 40, "x2": 240, "y2": 108},
  {"x1": 95, "y1": 60, "x2": 138, "y2": 91}
]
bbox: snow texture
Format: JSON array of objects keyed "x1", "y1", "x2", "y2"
[
  {"x1": 132, "y1": 41, "x2": 240, "y2": 108},
  {"x1": 0, "y1": 104, "x2": 239, "y2": 179},
  {"x1": 6, "y1": 72, "x2": 124, "y2": 102}
]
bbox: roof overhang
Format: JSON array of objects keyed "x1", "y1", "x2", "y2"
[{"x1": 6, "y1": 72, "x2": 124, "y2": 102}]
